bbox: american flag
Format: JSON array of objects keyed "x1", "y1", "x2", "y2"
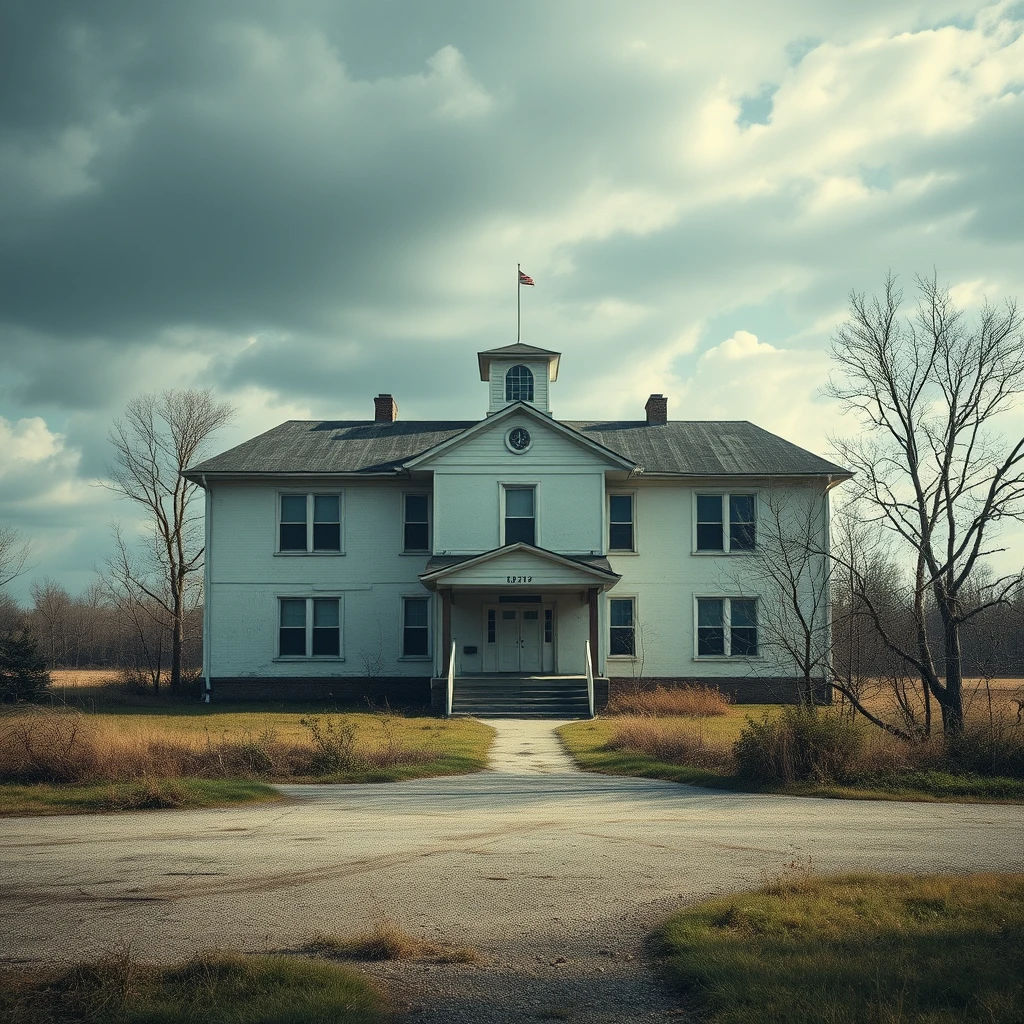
[{"x1": 518, "y1": 270, "x2": 535, "y2": 286}]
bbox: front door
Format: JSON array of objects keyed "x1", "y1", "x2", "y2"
[{"x1": 496, "y1": 608, "x2": 543, "y2": 673}]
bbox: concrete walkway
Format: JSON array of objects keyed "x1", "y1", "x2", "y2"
[{"x1": 2, "y1": 719, "x2": 1023, "y2": 1021}]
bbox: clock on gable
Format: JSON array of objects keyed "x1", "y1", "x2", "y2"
[{"x1": 506, "y1": 426, "x2": 532, "y2": 453}]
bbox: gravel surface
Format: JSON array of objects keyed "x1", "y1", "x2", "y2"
[{"x1": 3, "y1": 718, "x2": 1023, "y2": 1021}]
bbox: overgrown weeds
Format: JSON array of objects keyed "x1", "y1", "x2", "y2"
[
  {"x1": 607, "y1": 684, "x2": 730, "y2": 717},
  {"x1": 304, "y1": 921, "x2": 481, "y2": 964},
  {"x1": 0, "y1": 949, "x2": 391, "y2": 1023},
  {"x1": 609, "y1": 717, "x2": 734, "y2": 772},
  {"x1": 0, "y1": 707, "x2": 441, "y2": 786}
]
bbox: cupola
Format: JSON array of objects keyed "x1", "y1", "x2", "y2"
[{"x1": 477, "y1": 343, "x2": 561, "y2": 416}]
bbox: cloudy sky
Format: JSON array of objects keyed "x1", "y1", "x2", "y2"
[{"x1": 2, "y1": 0, "x2": 1023, "y2": 601}]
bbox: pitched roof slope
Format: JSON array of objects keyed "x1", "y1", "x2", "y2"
[
  {"x1": 186, "y1": 418, "x2": 850, "y2": 478},
  {"x1": 565, "y1": 421, "x2": 849, "y2": 477},
  {"x1": 188, "y1": 420, "x2": 475, "y2": 475}
]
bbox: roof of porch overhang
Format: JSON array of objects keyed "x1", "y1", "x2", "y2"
[{"x1": 419, "y1": 543, "x2": 621, "y2": 591}]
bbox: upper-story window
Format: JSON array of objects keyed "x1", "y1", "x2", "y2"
[
  {"x1": 609, "y1": 494, "x2": 635, "y2": 551},
  {"x1": 505, "y1": 364, "x2": 534, "y2": 403},
  {"x1": 504, "y1": 486, "x2": 536, "y2": 545},
  {"x1": 403, "y1": 494, "x2": 430, "y2": 552},
  {"x1": 695, "y1": 494, "x2": 755, "y2": 553},
  {"x1": 279, "y1": 494, "x2": 342, "y2": 553}
]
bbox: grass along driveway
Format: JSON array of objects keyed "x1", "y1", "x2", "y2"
[
  {"x1": 0, "y1": 708, "x2": 494, "y2": 815},
  {"x1": 560, "y1": 704, "x2": 1024, "y2": 802},
  {"x1": 655, "y1": 872, "x2": 1024, "y2": 1024}
]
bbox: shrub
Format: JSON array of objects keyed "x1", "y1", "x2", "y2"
[
  {"x1": 946, "y1": 721, "x2": 1024, "y2": 780},
  {"x1": 733, "y1": 705, "x2": 863, "y2": 784},
  {"x1": 0, "y1": 631, "x2": 51, "y2": 703},
  {"x1": 607, "y1": 684, "x2": 731, "y2": 717},
  {"x1": 609, "y1": 717, "x2": 734, "y2": 771}
]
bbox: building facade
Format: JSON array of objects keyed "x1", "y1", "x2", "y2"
[{"x1": 185, "y1": 343, "x2": 849, "y2": 712}]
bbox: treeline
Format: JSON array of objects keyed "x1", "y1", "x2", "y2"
[{"x1": 0, "y1": 579, "x2": 202, "y2": 687}]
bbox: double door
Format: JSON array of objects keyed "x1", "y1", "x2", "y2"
[{"x1": 497, "y1": 607, "x2": 543, "y2": 673}]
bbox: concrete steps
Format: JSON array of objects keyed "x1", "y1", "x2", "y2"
[{"x1": 450, "y1": 676, "x2": 594, "y2": 718}]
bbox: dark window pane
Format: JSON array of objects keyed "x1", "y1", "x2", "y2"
[
  {"x1": 697, "y1": 599, "x2": 724, "y2": 627},
  {"x1": 313, "y1": 523, "x2": 340, "y2": 550},
  {"x1": 280, "y1": 495, "x2": 307, "y2": 522},
  {"x1": 487, "y1": 609, "x2": 496, "y2": 643},
  {"x1": 610, "y1": 599, "x2": 634, "y2": 627},
  {"x1": 404, "y1": 599, "x2": 428, "y2": 629},
  {"x1": 610, "y1": 626, "x2": 635, "y2": 656},
  {"x1": 729, "y1": 494, "x2": 754, "y2": 522},
  {"x1": 312, "y1": 629, "x2": 339, "y2": 656},
  {"x1": 314, "y1": 495, "x2": 339, "y2": 523},
  {"x1": 609, "y1": 523, "x2": 633, "y2": 550},
  {"x1": 404, "y1": 628, "x2": 428, "y2": 657},
  {"x1": 404, "y1": 522, "x2": 429, "y2": 551},
  {"x1": 698, "y1": 627, "x2": 725, "y2": 656},
  {"x1": 280, "y1": 523, "x2": 307, "y2": 551},
  {"x1": 313, "y1": 600, "x2": 339, "y2": 627},
  {"x1": 609, "y1": 495, "x2": 632, "y2": 522},
  {"x1": 731, "y1": 628, "x2": 758, "y2": 657},
  {"x1": 505, "y1": 518, "x2": 535, "y2": 545},
  {"x1": 505, "y1": 364, "x2": 534, "y2": 402},
  {"x1": 544, "y1": 609, "x2": 553, "y2": 643},
  {"x1": 279, "y1": 628, "x2": 305, "y2": 656},
  {"x1": 405, "y1": 494, "x2": 428, "y2": 522},
  {"x1": 280, "y1": 599, "x2": 305, "y2": 627},
  {"x1": 696, "y1": 495, "x2": 722, "y2": 523},
  {"x1": 505, "y1": 488, "x2": 534, "y2": 516},
  {"x1": 730, "y1": 522, "x2": 755, "y2": 550},
  {"x1": 731, "y1": 600, "x2": 757, "y2": 628},
  {"x1": 696, "y1": 523, "x2": 723, "y2": 551}
]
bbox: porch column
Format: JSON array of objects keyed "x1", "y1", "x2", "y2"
[
  {"x1": 441, "y1": 587, "x2": 452, "y2": 674},
  {"x1": 587, "y1": 587, "x2": 600, "y2": 675}
]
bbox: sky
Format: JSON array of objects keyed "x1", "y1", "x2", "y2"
[{"x1": 1, "y1": 0, "x2": 1023, "y2": 602}]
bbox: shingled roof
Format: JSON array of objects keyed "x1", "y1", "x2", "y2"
[{"x1": 185, "y1": 418, "x2": 850, "y2": 478}]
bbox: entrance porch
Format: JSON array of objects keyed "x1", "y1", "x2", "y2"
[{"x1": 419, "y1": 543, "x2": 620, "y2": 717}]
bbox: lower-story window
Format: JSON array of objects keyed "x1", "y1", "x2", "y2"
[
  {"x1": 278, "y1": 597, "x2": 342, "y2": 657},
  {"x1": 609, "y1": 598, "x2": 635, "y2": 656},
  {"x1": 696, "y1": 598, "x2": 757, "y2": 657},
  {"x1": 403, "y1": 597, "x2": 430, "y2": 657}
]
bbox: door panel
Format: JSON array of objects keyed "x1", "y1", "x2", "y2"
[
  {"x1": 497, "y1": 609, "x2": 520, "y2": 672},
  {"x1": 519, "y1": 609, "x2": 542, "y2": 673}
]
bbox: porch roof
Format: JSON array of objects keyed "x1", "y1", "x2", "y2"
[{"x1": 419, "y1": 543, "x2": 620, "y2": 590}]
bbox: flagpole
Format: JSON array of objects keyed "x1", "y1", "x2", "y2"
[{"x1": 517, "y1": 263, "x2": 521, "y2": 344}]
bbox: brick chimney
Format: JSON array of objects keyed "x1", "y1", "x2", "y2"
[
  {"x1": 374, "y1": 394, "x2": 398, "y2": 422},
  {"x1": 645, "y1": 393, "x2": 668, "y2": 425}
]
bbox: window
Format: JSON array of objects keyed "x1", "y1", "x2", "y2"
[
  {"x1": 505, "y1": 364, "x2": 534, "y2": 403},
  {"x1": 278, "y1": 597, "x2": 342, "y2": 657},
  {"x1": 544, "y1": 608, "x2": 553, "y2": 644},
  {"x1": 609, "y1": 494, "x2": 634, "y2": 551},
  {"x1": 695, "y1": 493, "x2": 756, "y2": 552},
  {"x1": 504, "y1": 486, "x2": 535, "y2": 545},
  {"x1": 697, "y1": 598, "x2": 758, "y2": 657},
  {"x1": 278, "y1": 494, "x2": 342, "y2": 552},
  {"x1": 609, "y1": 598, "x2": 635, "y2": 656},
  {"x1": 487, "y1": 608, "x2": 496, "y2": 644},
  {"x1": 403, "y1": 494, "x2": 429, "y2": 552},
  {"x1": 402, "y1": 597, "x2": 430, "y2": 657}
]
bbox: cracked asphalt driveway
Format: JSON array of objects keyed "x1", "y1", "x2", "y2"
[{"x1": 2, "y1": 719, "x2": 1023, "y2": 1021}]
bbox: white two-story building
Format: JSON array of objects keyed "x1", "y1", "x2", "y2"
[{"x1": 185, "y1": 343, "x2": 850, "y2": 714}]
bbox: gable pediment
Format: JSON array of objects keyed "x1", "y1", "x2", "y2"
[
  {"x1": 420, "y1": 543, "x2": 619, "y2": 589},
  {"x1": 404, "y1": 403, "x2": 633, "y2": 471}
]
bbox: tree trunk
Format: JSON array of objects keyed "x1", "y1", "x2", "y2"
[{"x1": 939, "y1": 607, "x2": 965, "y2": 735}]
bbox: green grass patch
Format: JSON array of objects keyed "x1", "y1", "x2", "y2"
[
  {"x1": 0, "y1": 778, "x2": 282, "y2": 816},
  {"x1": 558, "y1": 719, "x2": 1024, "y2": 803},
  {"x1": 0, "y1": 950, "x2": 392, "y2": 1024},
  {"x1": 655, "y1": 872, "x2": 1024, "y2": 1024}
]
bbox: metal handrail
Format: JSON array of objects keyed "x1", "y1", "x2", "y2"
[
  {"x1": 446, "y1": 640, "x2": 456, "y2": 718},
  {"x1": 585, "y1": 639, "x2": 595, "y2": 718}
]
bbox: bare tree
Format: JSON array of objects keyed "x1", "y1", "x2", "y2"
[
  {"x1": 0, "y1": 525, "x2": 31, "y2": 590},
  {"x1": 104, "y1": 389, "x2": 234, "y2": 690},
  {"x1": 828, "y1": 273, "x2": 1024, "y2": 735}
]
